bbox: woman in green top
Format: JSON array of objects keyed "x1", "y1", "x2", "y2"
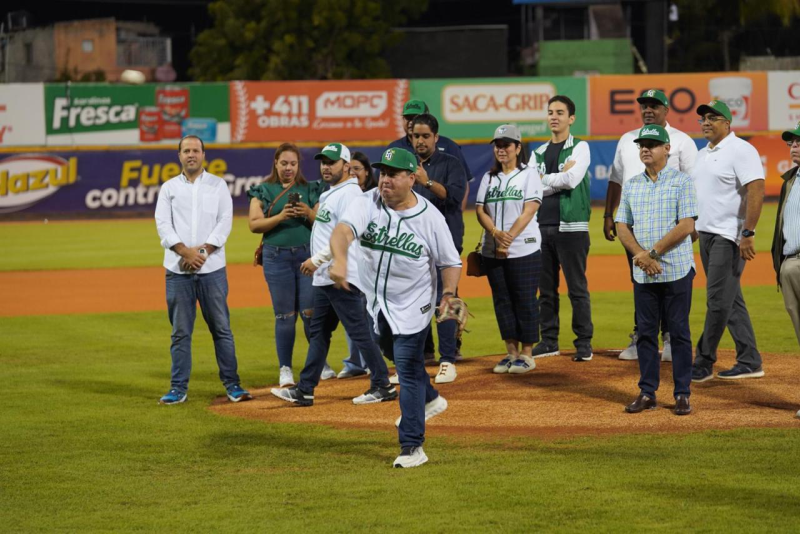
[{"x1": 248, "y1": 143, "x2": 329, "y2": 387}]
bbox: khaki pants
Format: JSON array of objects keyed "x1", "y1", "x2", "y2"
[{"x1": 781, "y1": 257, "x2": 800, "y2": 346}]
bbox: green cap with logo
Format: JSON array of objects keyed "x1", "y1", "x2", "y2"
[
  {"x1": 696, "y1": 99, "x2": 733, "y2": 122},
  {"x1": 634, "y1": 124, "x2": 670, "y2": 144},
  {"x1": 314, "y1": 142, "x2": 351, "y2": 162},
  {"x1": 781, "y1": 120, "x2": 800, "y2": 142},
  {"x1": 372, "y1": 147, "x2": 417, "y2": 172},
  {"x1": 636, "y1": 89, "x2": 669, "y2": 108},
  {"x1": 402, "y1": 99, "x2": 429, "y2": 117}
]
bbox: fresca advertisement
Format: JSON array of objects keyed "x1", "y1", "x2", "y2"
[{"x1": 43, "y1": 83, "x2": 230, "y2": 145}]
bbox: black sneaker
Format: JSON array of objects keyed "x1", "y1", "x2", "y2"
[
  {"x1": 270, "y1": 386, "x2": 314, "y2": 406},
  {"x1": 531, "y1": 342, "x2": 560, "y2": 358},
  {"x1": 572, "y1": 346, "x2": 593, "y2": 362},
  {"x1": 691, "y1": 366, "x2": 713, "y2": 383},
  {"x1": 717, "y1": 364, "x2": 765, "y2": 380},
  {"x1": 352, "y1": 385, "x2": 398, "y2": 405}
]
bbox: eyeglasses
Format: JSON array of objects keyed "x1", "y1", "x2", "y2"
[
  {"x1": 350, "y1": 165, "x2": 365, "y2": 173},
  {"x1": 697, "y1": 115, "x2": 726, "y2": 125},
  {"x1": 636, "y1": 142, "x2": 664, "y2": 150},
  {"x1": 786, "y1": 138, "x2": 800, "y2": 148}
]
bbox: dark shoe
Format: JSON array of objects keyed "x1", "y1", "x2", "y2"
[
  {"x1": 531, "y1": 342, "x2": 560, "y2": 358},
  {"x1": 270, "y1": 386, "x2": 314, "y2": 406},
  {"x1": 352, "y1": 385, "x2": 398, "y2": 405},
  {"x1": 625, "y1": 394, "x2": 657, "y2": 413},
  {"x1": 674, "y1": 395, "x2": 691, "y2": 416},
  {"x1": 691, "y1": 366, "x2": 713, "y2": 383},
  {"x1": 572, "y1": 346, "x2": 593, "y2": 362},
  {"x1": 717, "y1": 364, "x2": 764, "y2": 380}
]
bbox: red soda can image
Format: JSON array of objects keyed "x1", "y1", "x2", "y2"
[
  {"x1": 156, "y1": 86, "x2": 190, "y2": 139},
  {"x1": 139, "y1": 106, "x2": 162, "y2": 142}
]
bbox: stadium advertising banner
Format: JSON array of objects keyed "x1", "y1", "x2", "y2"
[
  {"x1": 768, "y1": 71, "x2": 800, "y2": 131},
  {"x1": 589, "y1": 72, "x2": 769, "y2": 136},
  {"x1": 43, "y1": 83, "x2": 231, "y2": 146},
  {"x1": 229, "y1": 80, "x2": 409, "y2": 143},
  {"x1": 410, "y1": 77, "x2": 589, "y2": 140},
  {"x1": 0, "y1": 84, "x2": 46, "y2": 146},
  {"x1": 747, "y1": 134, "x2": 794, "y2": 197}
]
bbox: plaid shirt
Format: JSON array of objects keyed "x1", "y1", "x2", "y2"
[{"x1": 615, "y1": 166, "x2": 697, "y2": 283}]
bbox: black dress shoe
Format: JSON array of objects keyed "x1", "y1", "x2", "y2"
[
  {"x1": 674, "y1": 395, "x2": 691, "y2": 416},
  {"x1": 625, "y1": 394, "x2": 657, "y2": 413}
]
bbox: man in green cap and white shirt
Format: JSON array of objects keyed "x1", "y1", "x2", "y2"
[{"x1": 605, "y1": 89, "x2": 698, "y2": 362}]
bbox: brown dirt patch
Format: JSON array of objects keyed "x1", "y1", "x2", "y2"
[{"x1": 210, "y1": 350, "x2": 800, "y2": 441}]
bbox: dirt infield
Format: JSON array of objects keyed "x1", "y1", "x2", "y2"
[
  {"x1": 211, "y1": 350, "x2": 800, "y2": 440},
  {"x1": 0, "y1": 253, "x2": 776, "y2": 317}
]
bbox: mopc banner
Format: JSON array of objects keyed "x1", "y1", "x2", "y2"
[
  {"x1": 229, "y1": 80, "x2": 409, "y2": 142},
  {"x1": 589, "y1": 72, "x2": 769, "y2": 136},
  {"x1": 0, "y1": 84, "x2": 46, "y2": 146},
  {"x1": 411, "y1": 77, "x2": 588, "y2": 140},
  {"x1": 768, "y1": 71, "x2": 800, "y2": 131},
  {"x1": 43, "y1": 83, "x2": 231, "y2": 145}
]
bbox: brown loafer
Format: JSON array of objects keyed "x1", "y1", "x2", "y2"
[
  {"x1": 625, "y1": 394, "x2": 657, "y2": 413},
  {"x1": 674, "y1": 395, "x2": 692, "y2": 416}
]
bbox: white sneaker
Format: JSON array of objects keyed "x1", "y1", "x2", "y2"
[
  {"x1": 796, "y1": 409, "x2": 800, "y2": 419},
  {"x1": 661, "y1": 333, "x2": 672, "y2": 362},
  {"x1": 320, "y1": 363, "x2": 336, "y2": 380},
  {"x1": 619, "y1": 332, "x2": 639, "y2": 360},
  {"x1": 434, "y1": 362, "x2": 457, "y2": 384},
  {"x1": 392, "y1": 446, "x2": 428, "y2": 468},
  {"x1": 389, "y1": 373, "x2": 399, "y2": 385},
  {"x1": 279, "y1": 366, "x2": 295, "y2": 387},
  {"x1": 493, "y1": 355, "x2": 514, "y2": 374},
  {"x1": 508, "y1": 355, "x2": 536, "y2": 374},
  {"x1": 395, "y1": 395, "x2": 448, "y2": 427}
]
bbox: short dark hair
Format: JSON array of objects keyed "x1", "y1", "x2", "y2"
[
  {"x1": 548, "y1": 95, "x2": 576, "y2": 117},
  {"x1": 178, "y1": 135, "x2": 205, "y2": 153},
  {"x1": 410, "y1": 113, "x2": 439, "y2": 135}
]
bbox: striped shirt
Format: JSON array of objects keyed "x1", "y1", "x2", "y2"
[
  {"x1": 615, "y1": 166, "x2": 697, "y2": 283},
  {"x1": 783, "y1": 176, "x2": 800, "y2": 256}
]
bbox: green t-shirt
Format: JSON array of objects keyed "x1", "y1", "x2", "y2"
[{"x1": 247, "y1": 180, "x2": 326, "y2": 247}]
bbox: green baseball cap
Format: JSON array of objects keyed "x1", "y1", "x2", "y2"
[
  {"x1": 696, "y1": 99, "x2": 732, "y2": 122},
  {"x1": 314, "y1": 142, "x2": 351, "y2": 162},
  {"x1": 402, "y1": 99, "x2": 429, "y2": 117},
  {"x1": 371, "y1": 147, "x2": 417, "y2": 173},
  {"x1": 634, "y1": 124, "x2": 670, "y2": 144},
  {"x1": 781, "y1": 120, "x2": 800, "y2": 142},
  {"x1": 636, "y1": 89, "x2": 669, "y2": 108}
]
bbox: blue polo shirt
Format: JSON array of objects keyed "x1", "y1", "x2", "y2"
[
  {"x1": 412, "y1": 150, "x2": 466, "y2": 252},
  {"x1": 388, "y1": 134, "x2": 473, "y2": 182}
]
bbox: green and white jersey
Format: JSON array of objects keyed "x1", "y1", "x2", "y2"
[
  {"x1": 475, "y1": 164, "x2": 543, "y2": 258},
  {"x1": 341, "y1": 189, "x2": 462, "y2": 336},
  {"x1": 310, "y1": 177, "x2": 363, "y2": 288}
]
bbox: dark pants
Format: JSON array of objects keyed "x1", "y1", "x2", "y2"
[
  {"x1": 373, "y1": 312, "x2": 438, "y2": 448},
  {"x1": 626, "y1": 248, "x2": 668, "y2": 336},
  {"x1": 297, "y1": 285, "x2": 390, "y2": 393},
  {"x1": 633, "y1": 269, "x2": 695, "y2": 399},
  {"x1": 694, "y1": 232, "x2": 761, "y2": 369},
  {"x1": 539, "y1": 226, "x2": 593, "y2": 350},
  {"x1": 484, "y1": 251, "x2": 541, "y2": 344}
]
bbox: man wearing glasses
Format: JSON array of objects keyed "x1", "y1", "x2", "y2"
[{"x1": 691, "y1": 100, "x2": 765, "y2": 382}]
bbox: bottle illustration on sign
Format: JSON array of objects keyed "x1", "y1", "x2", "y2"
[
  {"x1": 156, "y1": 86, "x2": 190, "y2": 139},
  {"x1": 709, "y1": 77, "x2": 752, "y2": 128}
]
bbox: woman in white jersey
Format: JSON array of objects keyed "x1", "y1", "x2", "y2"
[{"x1": 476, "y1": 124, "x2": 544, "y2": 374}]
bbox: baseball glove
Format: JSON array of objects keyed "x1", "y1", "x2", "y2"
[{"x1": 437, "y1": 296, "x2": 470, "y2": 339}]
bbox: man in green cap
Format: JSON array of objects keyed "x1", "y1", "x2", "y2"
[
  {"x1": 691, "y1": 99, "x2": 765, "y2": 382},
  {"x1": 605, "y1": 89, "x2": 698, "y2": 363},
  {"x1": 772, "y1": 121, "x2": 800, "y2": 356},
  {"x1": 615, "y1": 125, "x2": 697, "y2": 416}
]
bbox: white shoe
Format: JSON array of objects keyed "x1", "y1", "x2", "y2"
[
  {"x1": 493, "y1": 355, "x2": 514, "y2": 374},
  {"x1": 661, "y1": 333, "x2": 672, "y2": 362},
  {"x1": 279, "y1": 366, "x2": 295, "y2": 387},
  {"x1": 320, "y1": 363, "x2": 336, "y2": 380},
  {"x1": 619, "y1": 332, "x2": 639, "y2": 360},
  {"x1": 395, "y1": 395, "x2": 448, "y2": 427},
  {"x1": 796, "y1": 409, "x2": 800, "y2": 419},
  {"x1": 508, "y1": 355, "x2": 535, "y2": 374},
  {"x1": 392, "y1": 446, "x2": 428, "y2": 468},
  {"x1": 434, "y1": 362, "x2": 457, "y2": 384},
  {"x1": 389, "y1": 373, "x2": 399, "y2": 385}
]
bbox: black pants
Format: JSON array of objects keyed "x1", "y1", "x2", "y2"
[
  {"x1": 538, "y1": 226, "x2": 593, "y2": 350},
  {"x1": 626, "y1": 248, "x2": 668, "y2": 336}
]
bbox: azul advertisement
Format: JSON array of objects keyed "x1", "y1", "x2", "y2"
[
  {"x1": 410, "y1": 77, "x2": 589, "y2": 140},
  {"x1": 43, "y1": 83, "x2": 231, "y2": 145},
  {"x1": 0, "y1": 84, "x2": 46, "y2": 146},
  {"x1": 229, "y1": 80, "x2": 409, "y2": 143},
  {"x1": 589, "y1": 72, "x2": 769, "y2": 136}
]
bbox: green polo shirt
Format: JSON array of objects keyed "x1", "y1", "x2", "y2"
[{"x1": 247, "y1": 181, "x2": 325, "y2": 247}]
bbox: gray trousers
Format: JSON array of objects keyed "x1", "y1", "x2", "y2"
[
  {"x1": 780, "y1": 257, "x2": 800, "y2": 346},
  {"x1": 538, "y1": 226, "x2": 593, "y2": 350},
  {"x1": 694, "y1": 232, "x2": 762, "y2": 369}
]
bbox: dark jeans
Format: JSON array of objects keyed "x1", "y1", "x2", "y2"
[
  {"x1": 373, "y1": 312, "x2": 438, "y2": 449},
  {"x1": 539, "y1": 226, "x2": 593, "y2": 350},
  {"x1": 342, "y1": 292, "x2": 370, "y2": 372},
  {"x1": 626, "y1": 248, "x2": 668, "y2": 336},
  {"x1": 165, "y1": 268, "x2": 240, "y2": 394},
  {"x1": 485, "y1": 251, "x2": 541, "y2": 344},
  {"x1": 298, "y1": 285, "x2": 390, "y2": 393},
  {"x1": 694, "y1": 232, "x2": 761, "y2": 369},
  {"x1": 633, "y1": 269, "x2": 695, "y2": 399}
]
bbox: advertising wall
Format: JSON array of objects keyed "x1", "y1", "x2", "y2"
[
  {"x1": 0, "y1": 84, "x2": 46, "y2": 146},
  {"x1": 767, "y1": 71, "x2": 800, "y2": 131}
]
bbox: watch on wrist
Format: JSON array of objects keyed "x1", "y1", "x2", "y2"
[
  {"x1": 741, "y1": 229, "x2": 755, "y2": 238},
  {"x1": 425, "y1": 179, "x2": 433, "y2": 189},
  {"x1": 648, "y1": 248, "x2": 659, "y2": 260}
]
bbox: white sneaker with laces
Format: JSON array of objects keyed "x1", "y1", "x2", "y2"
[
  {"x1": 434, "y1": 362, "x2": 457, "y2": 384},
  {"x1": 661, "y1": 333, "x2": 672, "y2": 362},
  {"x1": 619, "y1": 332, "x2": 639, "y2": 360},
  {"x1": 493, "y1": 355, "x2": 515, "y2": 374},
  {"x1": 279, "y1": 366, "x2": 295, "y2": 387},
  {"x1": 320, "y1": 363, "x2": 336, "y2": 380},
  {"x1": 395, "y1": 395, "x2": 448, "y2": 427},
  {"x1": 392, "y1": 446, "x2": 428, "y2": 468},
  {"x1": 389, "y1": 373, "x2": 399, "y2": 385}
]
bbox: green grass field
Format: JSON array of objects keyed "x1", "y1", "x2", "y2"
[{"x1": 2, "y1": 204, "x2": 799, "y2": 532}]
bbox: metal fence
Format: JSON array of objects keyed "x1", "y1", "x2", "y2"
[{"x1": 116, "y1": 37, "x2": 171, "y2": 67}]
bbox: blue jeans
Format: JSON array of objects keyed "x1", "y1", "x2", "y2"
[
  {"x1": 373, "y1": 311, "x2": 438, "y2": 448},
  {"x1": 262, "y1": 244, "x2": 314, "y2": 368},
  {"x1": 298, "y1": 285, "x2": 389, "y2": 392},
  {"x1": 342, "y1": 291, "x2": 370, "y2": 372},
  {"x1": 165, "y1": 268, "x2": 240, "y2": 393}
]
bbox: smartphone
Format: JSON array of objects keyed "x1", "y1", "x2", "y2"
[{"x1": 288, "y1": 192, "x2": 301, "y2": 206}]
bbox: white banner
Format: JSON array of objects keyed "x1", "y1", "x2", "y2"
[
  {"x1": 768, "y1": 71, "x2": 800, "y2": 131},
  {"x1": 0, "y1": 84, "x2": 46, "y2": 147}
]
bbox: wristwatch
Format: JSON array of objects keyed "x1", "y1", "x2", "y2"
[
  {"x1": 741, "y1": 229, "x2": 755, "y2": 238},
  {"x1": 425, "y1": 179, "x2": 433, "y2": 189},
  {"x1": 648, "y1": 248, "x2": 659, "y2": 260}
]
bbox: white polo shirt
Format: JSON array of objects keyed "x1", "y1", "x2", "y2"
[
  {"x1": 341, "y1": 189, "x2": 462, "y2": 336},
  {"x1": 609, "y1": 122, "x2": 698, "y2": 185},
  {"x1": 475, "y1": 164, "x2": 543, "y2": 259},
  {"x1": 155, "y1": 171, "x2": 232, "y2": 274},
  {"x1": 694, "y1": 132, "x2": 765, "y2": 244},
  {"x1": 310, "y1": 177, "x2": 363, "y2": 288}
]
